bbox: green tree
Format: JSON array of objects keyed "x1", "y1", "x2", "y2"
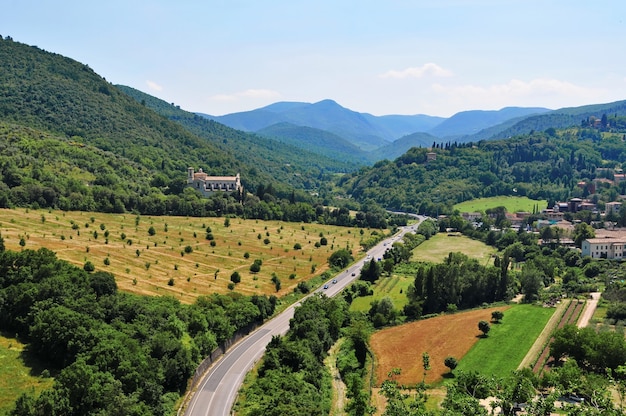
[
  {"x1": 478, "y1": 320, "x2": 490, "y2": 337},
  {"x1": 491, "y1": 310, "x2": 504, "y2": 323},
  {"x1": 444, "y1": 356, "x2": 458, "y2": 373},
  {"x1": 573, "y1": 222, "x2": 595, "y2": 248},
  {"x1": 230, "y1": 271, "x2": 241, "y2": 284},
  {"x1": 328, "y1": 248, "x2": 353, "y2": 269}
]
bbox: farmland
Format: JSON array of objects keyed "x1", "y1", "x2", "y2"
[
  {"x1": 410, "y1": 233, "x2": 496, "y2": 265},
  {"x1": 0, "y1": 208, "x2": 372, "y2": 303},
  {"x1": 453, "y1": 196, "x2": 547, "y2": 214},
  {"x1": 370, "y1": 304, "x2": 557, "y2": 386}
]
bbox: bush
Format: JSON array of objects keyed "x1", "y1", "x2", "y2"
[{"x1": 83, "y1": 261, "x2": 95, "y2": 272}]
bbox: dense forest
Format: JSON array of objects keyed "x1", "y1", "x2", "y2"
[{"x1": 0, "y1": 244, "x2": 276, "y2": 415}]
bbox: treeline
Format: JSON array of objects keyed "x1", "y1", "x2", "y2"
[
  {"x1": 340, "y1": 127, "x2": 626, "y2": 216},
  {"x1": 235, "y1": 294, "x2": 350, "y2": 415},
  {"x1": 0, "y1": 245, "x2": 276, "y2": 415}
]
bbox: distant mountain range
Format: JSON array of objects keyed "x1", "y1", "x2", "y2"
[{"x1": 199, "y1": 98, "x2": 626, "y2": 161}]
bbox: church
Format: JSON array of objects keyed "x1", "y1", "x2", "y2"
[{"x1": 187, "y1": 167, "x2": 242, "y2": 197}]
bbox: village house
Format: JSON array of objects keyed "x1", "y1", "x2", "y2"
[
  {"x1": 582, "y1": 237, "x2": 626, "y2": 259},
  {"x1": 187, "y1": 167, "x2": 242, "y2": 197}
]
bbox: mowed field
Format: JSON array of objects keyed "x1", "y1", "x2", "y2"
[
  {"x1": 454, "y1": 196, "x2": 547, "y2": 213},
  {"x1": 370, "y1": 306, "x2": 510, "y2": 386},
  {"x1": 0, "y1": 208, "x2": 369, "y2": 303},
  {"x1": 410, "y1": 233, "x2": 496, "y2": 265}
]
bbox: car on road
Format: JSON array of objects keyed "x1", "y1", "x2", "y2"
[
  {"x1": 351, "y1": 272, "x2": 356, "y2": 276},
  {"x1": 332, "y1": 279, "x2": 337, "y2": 284},
  {"x1": 323, "y1": 284, "x2": 329, "y2": 289}
]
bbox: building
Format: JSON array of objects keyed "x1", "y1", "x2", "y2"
[
  {"x1": 426, "y1": 152, "x2": 437, "y2": 162},
  {"x1": 582, "y1": 238, "x2": 626, "y2": 259},
  {"x1": 606, "y1": 201, "x2": 622, "y2": 216},
  {"x1": 187, "y1": 167, "x2": 242, "y2": 197}
]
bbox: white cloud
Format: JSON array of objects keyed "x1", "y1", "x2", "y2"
[
  {"x1": 432, "y1": 78, "x2": 601, "y2": 99},
  {"x1": 379, "y1": 63, "x2": 453, "y2": 79},
  {"x1": 210, "y1": 89, "x2": 281, "y2": 102},
  {"x1": 146, "y1": 80, "x2": 163, "y2": 92}
]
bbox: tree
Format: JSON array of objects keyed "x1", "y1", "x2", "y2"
[
  {"x1": 83, "y1": 261, "x2": 95, "y2": 272},
  {"x1": 422, "y1": 352, "x2": 431, "y2": 383},
  {"x1": 478, "y1": 320, "x2": 490, "y2": 337},
  {"x1": 230, "y1": 271, "x2": 241, "y2": 284},
  {"x1": 491, "y1": 310, "x2": 504, "y2": 323},
  {"x1": 573, "y1": 222, "x2": 595, "y2": 248},
  {"x1": 148, "y1": 226, "x2": 156, "y2": 236},
  {"x1": 328, "y1": 248, "x2": 353, "y2": 269},
  {"x1": 444, "y1": 356, "x2": 458, "y2": 373}
]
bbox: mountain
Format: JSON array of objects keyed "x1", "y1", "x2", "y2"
[
  {"x1": 200, "y1": 100, "x2": 445, "y2": 151},
  {"x1": 0, "y1": 37, "x2": 351, "y2": 215},
  {"x1": 255, "y1": 122, "x2": 372, "y2": 164},
  {"x1": 427, "y1": 107, "x2": 550, "y2": 139},
  {"x1": 470, "y1": 99, "x2": 626, "y2": 141},
  {"x1": 371, "y1": 132, "x2": 438, "y2": 161}
]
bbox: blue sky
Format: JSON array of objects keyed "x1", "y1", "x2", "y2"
[{"x1": 2, "y1": 0, "x2": 625, "y2": 117}]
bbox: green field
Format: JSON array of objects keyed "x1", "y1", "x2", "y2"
[
  {"x1": 350, "y1": 275, "x2": 414, "y2": 312},
  {"x1": 411, "y1": 233, "x2": 496, "y2": 265},
  {"x1": 454, "y1": 196, "x2": 547, "y2": 213},
  {"x1": 0, "y1": 334, "x2": 53, "y2": 414},
  {"x1": 454, "y1": 304, "x2": 556, "y2": 378}
]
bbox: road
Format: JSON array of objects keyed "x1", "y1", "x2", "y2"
[
  {"x1": 577, "y1": 292, "x2": 601, "y2": 328},
  {"x1": 183, "y1": 218, "x2": 424, "y2": 416}
]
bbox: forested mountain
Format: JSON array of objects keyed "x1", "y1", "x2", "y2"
[
  {"x1": 339, "y1": 122, "x2": 626, "y2": 215},
  {"x1": 255, "y1": 122, "x2": 372, "y2": 165},
  {"x1": 201, "y1": 99, "x2": 445, "y2": 151},
  {"x1": 467, "y1": 99, "x2": 626, "y2": 142},
  {"x1": 371, "y1": 131, "x2": 438, "y2": 161},
  {"x1": 116, "y1": 85, "x2": 361, "y2": 178},
  {"x1": 0, "y1": 37, "x2": 358, "y2": 216},
  {"x1": 427, "y1": 107, "x2": 550, "y2": 139}
]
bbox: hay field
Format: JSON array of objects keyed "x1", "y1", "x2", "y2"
[
  {"x1": 0, "y1": 209, "x2": 368, "y2": 303},
  {"x1": 370, "y1": 306, "x2": 510, "y2": 386}
]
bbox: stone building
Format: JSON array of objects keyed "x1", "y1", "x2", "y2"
[{"x1": 187, "y1": 167, "x2": 242, "y2": 197}]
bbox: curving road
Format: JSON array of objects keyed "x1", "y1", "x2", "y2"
[{"x1": 184, "y1": 218, "x2": 424, "y2": 416}]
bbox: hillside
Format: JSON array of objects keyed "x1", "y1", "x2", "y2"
[
  {"x1": 470, "y1": 99, "x2": 626, "y2": 141},
  {"x1": 256, "y1": 122, "x2": 372, "y2": 164},
  {"x1": 339, "y1": 123, "x2": 626, "y2": 215},
  {"x1": 0, "y1": 37, "x2": 355, "y2": 217},
  {"x1": 116, "y1": 86, "x2": 361, "y2": 180},
  {"x1": 371, "y1": 131, "x2": 438, "y2": 161},
  {"x1": 427, "y1": 107, "x2": 550, "y2": 139}
]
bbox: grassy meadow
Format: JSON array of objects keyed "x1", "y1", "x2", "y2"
[
  {"x1": 410, "y1": 233, "x2": 496, "y2": 265},
  {"x1": 454, "y1": 304, "x2": 556, "y2": 378},
  {"x1": 0, "y1": 333, "x2": 53, "y2": 414},
  {"x1": 453, "y1": 196, "x2": 547, "y2": 213},
  {"x1": 0, "y1": 208, "x2": 373, "y2": 303}
]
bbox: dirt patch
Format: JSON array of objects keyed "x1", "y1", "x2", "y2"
[{"x1": 370, "y1": 307, "x2": 509, "y2": 386}]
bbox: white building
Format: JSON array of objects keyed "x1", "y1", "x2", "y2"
[
  {"x1": 582, "y1": 238, "x2": 626, "y2": 259},
  {"x1": 187, "y1": 167, "x2": 242, "y2": 197}
]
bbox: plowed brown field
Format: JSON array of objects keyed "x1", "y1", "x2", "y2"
[{"x1": 370, "y1": 306, "x2": 510, "y2": 386}]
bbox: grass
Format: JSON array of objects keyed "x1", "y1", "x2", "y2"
[
  {"x1": 350, "y1": 275, "x2": 414, "y2": 313},
  {"x1": 454, "y1": 304, "x2": 556, "y2": 378},
  {"x1": 411, "y1": 233, "x2": 496, "y2": 265},
  {"x1": 0, "y1": 333, "x2": 54, "y2": 414},
  {"x1": 453, "y1": 196, "x2": 547, "y2": 214},
  {"x1": 0, "y1": 208, "x2": 373, "y2": 303}
]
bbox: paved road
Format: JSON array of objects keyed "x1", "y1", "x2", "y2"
[{"x1": 184, "y1": 218, "x2": 424, "y2": 416}]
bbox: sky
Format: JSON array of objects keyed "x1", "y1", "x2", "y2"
[{"x1": 2, "y1": 0, "x2": 625, "y2": 117}]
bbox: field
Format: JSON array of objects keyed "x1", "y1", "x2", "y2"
[
  {"x1": 0, "y1": 208, "x2": 371, "y2": 303},
  {"x1": 350, "y1": 275, "x2": 414, "y2": 313},
  {"x1": 453, "y1": 196, "x2": 547, "y2": 213},
  {"x1": 410, "y1": 233, "x2": 496, "y2": 265},
  {"x1": 370, "y1": 306, "x2": 510, "y2": 386},
  {"x1": 454, "y1": 304, "x2": 556, "y2": 378},
  {"x1": 370, "y1": 304, "x2": 557, "y2": 386},
  {"x1": 0, "y1": 333, "x2": 53, "y2": 414}
]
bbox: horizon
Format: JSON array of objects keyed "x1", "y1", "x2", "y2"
[{"x1": 2, "y1": 1, "x2": 625, "y2": 117}]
